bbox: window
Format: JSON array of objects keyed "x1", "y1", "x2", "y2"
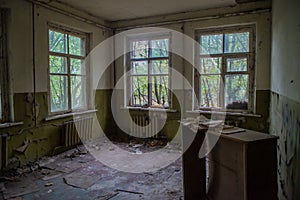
[
  {"x1": 0, "y1": 9, "x2": 11, "y2": 122},
  {"x1": 195, "y1": 26, "x2": 255, "y2": 111},
  {"x1": 48, "y1": 25, "x2": 88, "y2": 113},
  {"x1": 127, "y1": 35, "x2": 171, "y2": 108}
]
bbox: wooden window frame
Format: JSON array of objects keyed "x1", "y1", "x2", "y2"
[
  {"x1": 125, "y1": 33, "x2": 172, "y2": 108},
  {"x1": 47, "y1": 24, "x2": 89, "y2": 115},
  {"x1": 0, "y1": 9, "x2": 11, "y2": 123},
  {"x1": 194, "y1": 25, "x2": 256, "y2": 113}
]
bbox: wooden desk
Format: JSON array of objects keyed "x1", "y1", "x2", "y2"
[
  {"x1": 182, "y1": 125, "x2": 207, "y2": 200},
  {"x1": 207, "y1": 130, "x2": 278, "y2": 200},
  {"x1": 182, "y1": 123, "x2": 278, "y2": 200}
]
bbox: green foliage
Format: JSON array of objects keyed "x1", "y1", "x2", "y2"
[
  {"x1": 130, "y1": 39, "x2": 169, "y2": 107},
  {"x1": 49, "y1": 29, "x2": 86, "y2": 112},
  {"x1": 199, "y1": 31, "x2": 250, "y2": 109}
]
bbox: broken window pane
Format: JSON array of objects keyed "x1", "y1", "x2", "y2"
[
  {"x1": 49, "y1": 30, "x2": 67, "y2": 54},
  {"x1": 151, "y1": 76, "x2": 169, "y2": 108},
  {"x1": 150, "y1": 39, "x2": 168, "y2": 58},
  {"x1": 200, "y1": 57, "x2": 222, "y2": 74},
  {"x1": 200, "y1": 75, "x2": 221, "y2": 108},
  {"x1": 129, "y1": 36, "x2": 170, "y2": 107},
  {"x1": 71, "y1": 76, "x2": 86, "y2": 109},
  {"x1": 227, "y1": 58, "x2": 247, "y2": 72},
  {"x1": 131, "y1": 61, "x2": 148, "y2": 75},
  {"x1": 131, "y1": 76, "x2": 148, "y2": 106},
  {"x1": 131, "y1": 40, "x2": 148, "y2": 59},
  {"x1": 49, "y1": 56, "x2": 67, "y2": 74},
  {"x1": 50, "y1": 75, "x2": 68, "y2": 112},
  {"x1": 151, "y1": 60, "x2": 169, "y2": 74},
  {"x1": 200, "y1": 34, "x2": 223, "y2": 55},
  {"x1": 69, "y1": 35, "x2": 85, "y2": 56},
  {"x1": 225, "y1": 74, "x2": 249, "y2": 109},
  {"x1": 224, "y1": 32, "x2": 249, "y2": 53}
]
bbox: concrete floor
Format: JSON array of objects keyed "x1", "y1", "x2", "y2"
[{"x1": 0, "y1": 140, "x2": 183, "y2": 200}]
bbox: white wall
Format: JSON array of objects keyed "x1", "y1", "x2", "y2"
[
  {"x1": 271, "y1": 0, "x2": 300, "y2": 102},
  {"x1": 1, "y1": 0, "x2": 113, "y2": 94},
  {"x1": 114, "y1": 4, "x2": 272, "y2": 107},
  {"x1": 184, "y1": 11, "x2": 272, "y2": 91}
]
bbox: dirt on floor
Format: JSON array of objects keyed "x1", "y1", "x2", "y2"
[{"x1": 0, "y1": 139, "x2": 183, "y2": 200}]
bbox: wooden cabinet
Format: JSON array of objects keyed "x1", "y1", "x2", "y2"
[{"x1": 207, "y1": 130, "x2": 278, "y2": 200}]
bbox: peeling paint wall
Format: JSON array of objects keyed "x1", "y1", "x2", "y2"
[
  {"x1": 0, "y1": 0, "x2": 276, "y2": 170},
  {"x1": 270, "y1": 0, "x2": 300, "y2": 199},
  {"x1": 113, "y1": 2, "x2": 272, "y2": 137},
  {"x1": 270, "y1": 93, "x2": 300, "y2": 200},
  {"x1": 0, "y1": 0, "x2": 113, "y2": 169}
]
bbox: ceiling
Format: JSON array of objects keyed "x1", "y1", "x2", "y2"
[{"x1": 55, "y1": 0, "x2": 237, "y2": 22}]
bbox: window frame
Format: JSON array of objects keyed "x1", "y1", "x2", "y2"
[
  {"x1": 125, "y1": 33, "x2": 172, "y2": 109},
  {"x1": 47, "y1": 23, "x2": 89, "y2": 115},
  {"x1": 194, "y1": 25, "x2": 256, "y2": 113},
  {"x1": 0, "y1": 9, "x2": 11, "y2": 123}
]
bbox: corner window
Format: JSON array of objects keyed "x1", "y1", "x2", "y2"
[
  {"x1": 195, "y1": 26, "x2": 255, "y2": 111},
  {"x1": 0, "y1": 9, "x2": 11, "y2": 122},
  {"x1": 127, "y1": 35, "x2": 171, "y2": 108},
  {"x1": 48, "y1": 25, "x2": 88, "y2": 114}
]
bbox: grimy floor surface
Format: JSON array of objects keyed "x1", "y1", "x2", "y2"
[{"x1": 0, "y1": 140, "x2": 183, "y2": 200}]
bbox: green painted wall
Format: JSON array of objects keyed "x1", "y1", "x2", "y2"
[
  {"x1": 186, "y1": 90, "x2": 271, "y2": 133},
  {"x1": 0, "y1": 90, "x2": 113, "y2": 169}
]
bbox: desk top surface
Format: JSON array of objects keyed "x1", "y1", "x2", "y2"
[
  {"x1": 181, "y1": 119, "x2": 278, "y2": 143},
  {"x1": 220, "y1": 129, "x2": 279, "y2": 143}
]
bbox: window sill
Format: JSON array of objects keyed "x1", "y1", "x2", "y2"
[
  {"x1": 45, "y1": 109, "x2": 97, "y2": 121},
  {"x1": 187, "y1": 110, "x2": 261, "y2": 118},
  {"x1": 0, "y1": 122, "x2": 24, "y2": 129},
  {"x1": 121, "y1": 106, "x2": 177, "y2": 113}
]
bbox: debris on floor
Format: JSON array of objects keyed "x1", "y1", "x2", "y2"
[
  {"x1": 1, "y1": 179, "x2": 39, "y2": 199},
  {"x1": 0, "y1": 142, "x2": 183, "y2": 200},
  {"x1": 94, "y1": 192, "x2": 119, "y2": 200},
  {"x1": 63, "y1": 171, "x2": 101, "y2": 189}
]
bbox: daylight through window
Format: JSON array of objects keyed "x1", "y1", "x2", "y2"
[
  {"x1": 196, "y1": 26, "x2": 255, "y2": 111},
  {"x1": 128, "y1": 35, "x2": 170, "y2": 108},
  {"x1": 48, "y1": 26, "x2": 88, "y2": 113}
]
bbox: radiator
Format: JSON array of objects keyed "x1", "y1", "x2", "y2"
[
  {"x1": 63, "y1": 117, "x2": 93, "y2": 148},
  {"x1": 130, "y1": 114, "x2": 162, "y2": 139}
]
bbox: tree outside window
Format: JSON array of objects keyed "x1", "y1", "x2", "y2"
[
  {"x1": 48, "y1": 26, "x2": 88, "y2": 113},
  {"x1": 196, "y1": 26, "x2": 255, "y2": 111},
  {"x1": 128, "y1": 36, "x2": 170, "y2": 108}
]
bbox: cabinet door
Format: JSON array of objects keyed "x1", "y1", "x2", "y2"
[{"x1": 207, "y1": 138, "x2": 246, "y2": 200}]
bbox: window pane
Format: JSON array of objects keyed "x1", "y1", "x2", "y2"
[
  {"x1": 49, "y1": 56, "x2": 67, "y2": 74},
  {"x1": 200, "y1": 34, "x2": 223, "y2": 55},
  {"x1": 71, "y1": 58, "x2": 85, "y2": 75},
  {"x1": 49, "y1": 30, "x2": 67, "y2": 54},
  {"x1": 225, "y1": 75, "x2": 249, "y2": 109},
  {"x1": 132, "y1": 61, "x2": 148, "y2": 75},
  {"x1": 131, "y1": 76, "x2": 148, "y2": 106},
  {"x1": 227, "y1": 58, "x2": 247, "y2": 72},
  {"x1": 200, "y1": 75, "x2": 221, "y2": 108},
  {"x1": 69, "y1": 35, "x2": 85, "y2": 56},
  {"x1": 71, "y1": 76, "x2": 86, "y2": 109},
  {"x1": 225, "y1": 32, "x2": 249, "y2": 53},
  {"x1": 50, "y1": 75, "x2": 68, "y2": 112},
  {"x1": 151, "y1": 60, "x2": 169, "y2": 74},
  {"x1": 200, "y1": 57, "x2": 222, "y2": 74},
  {"x1": 150, "y1": 39, "x2": 168, "y2": 57},
  {"x1": 151, "y1": 76, "x2": 169, "y2": 108},
  {"x1": 131, "y1": 40, "x2": 148, "y2": 59}
]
